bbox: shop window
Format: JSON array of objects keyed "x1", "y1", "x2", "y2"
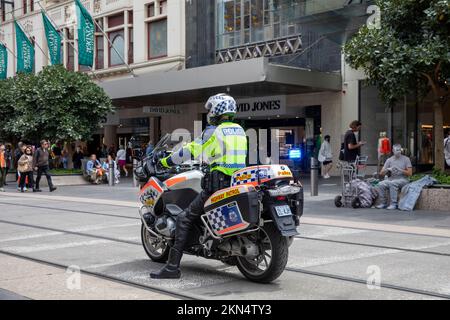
[
  {"x1": 95, "y1": 35, "x2": 104, "y2": 70},
  {"x1": 128, "y1": 11, "x2": 133, "y2": 24},
  {"x1": 147, "y1": 3, "x2": 155, "y2": 17},
  {"x1": 128, "y1": 28, "x2": 134, "y2": 64},
  {"x1": 159, "y1": 0, "x2": 167, "y2": 15},
  {"x1": 109, "y1": 30, "x2": 125, "y2": 66},
  {"x1": 67, "y1": 43, "x2": 74, "y2": 71},
  {"x1": 95, "y1": 19, "x2": 103, "y2": 32},
  {"x1": 1, "y1": 5, "x2": 5, "y2": 22},
  {"x1": 359, "y1": 83, "x2": 391, "y2": 166},
  {"x1": 108, "y1": 13, "x2": 124, "y2": 28},
  {"x1": 147, "y1": 18, "x2": 167, "y2": 59}
]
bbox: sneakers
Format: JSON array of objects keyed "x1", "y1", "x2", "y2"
[
  {"x1": 323, "y1": 174, "x2": 331, "y2": 179},
  {"x1": 376, "y1": 204, "x2": 387, "y2": 209},
  {"x1": 0, "y1": 188, "x2": 4, "y2": 192},
  {"x1": 387, "y1": 204, "x2": 398, "y2": 210}
]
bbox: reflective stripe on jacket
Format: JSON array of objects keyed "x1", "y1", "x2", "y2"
[{"x1": 161, "y1": 122, "x2": 247, "y2": 176}]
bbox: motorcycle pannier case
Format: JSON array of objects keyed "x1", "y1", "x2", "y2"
[{"x1": 203, "y1": 185, "x2": 259, "y2": 237}]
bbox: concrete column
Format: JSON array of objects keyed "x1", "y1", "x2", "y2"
[
  {"x1": 149, "y1": 117, "x2": 161, "y2": 143},
  {"x1": 104, "y1": 125, "x2": 117, "y2": 148}
]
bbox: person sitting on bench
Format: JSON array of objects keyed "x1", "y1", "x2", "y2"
[
  {"x1": 86, "y1": 154, "x2": 104, "y2": 184},
  {"x1": 376, "y1": 144, "x2": 412, "y2": 210}
]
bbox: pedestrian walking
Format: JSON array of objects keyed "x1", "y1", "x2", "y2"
[
  {"x1": 18, "y1": 146, "x2": 35, "y2": 193},
  {"x1": 33, "y1": 140, "x2": 57, "y2": 192},
  {"x1": 51, "y1": 142, "x2": 62, "y2": 169},
  {"x1": 72, "y1": 146, "x2": 85, "y2": 170},
  {"x1": 4, "y1": 144, "x2": 12, "y2": 185},
  {"x1": 0, "y1": 144, "x2": 7, "y2": 192},
  {"x1": 61, "y1": 146, "x2": 69, "y2": 169},
  {"x1": 116, "y1": 145, "x2": 129, "y2": 177},
  {"x1": 343, "y1": 120, "x2": 366, "y2": 162},
  {"x1": 318, "y1": 135, "x2": 333, "y2": 179}
]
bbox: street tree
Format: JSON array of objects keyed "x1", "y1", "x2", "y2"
[
  {"x1": 0, "y1": 77, "x2": 15, "y2": 142},
  {"x1": 344, "y1": 0, "x2": 450, "y2": 170},
  {"x1": 5, "y1": 65, "x2": 114, "y2": 143}
]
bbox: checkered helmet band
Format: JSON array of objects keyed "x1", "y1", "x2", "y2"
[{"x1": 205, "y1": 94, "x2": 237, "y2": 117}]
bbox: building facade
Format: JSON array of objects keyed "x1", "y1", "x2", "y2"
[{"x1": 1, "y1": 0, "x2": 448, "y2": 172}]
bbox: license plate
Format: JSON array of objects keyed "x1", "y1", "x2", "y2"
[{"x1": 275, "y1": 205, "x2": 292, "y2": 217}]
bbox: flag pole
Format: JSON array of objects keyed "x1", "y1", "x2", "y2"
[
  {"x1": 15, "y1": 19, "x2": 52, "y2": 65},
  {"x1": 91, "y1": 18, "x2": 136, "y2": 77},
  {"x1": 0, "y1": 41, "x2": 18, "y2": 59},
  {"x1": 37, "y1": 3, "x2": 101, "y2": 82}
]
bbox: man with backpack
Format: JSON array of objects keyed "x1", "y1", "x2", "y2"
[{"x1": 33, "y1": 140, "x2": 57, "y2": 192}]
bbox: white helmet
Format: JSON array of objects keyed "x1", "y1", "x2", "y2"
[{"x1": 205, "y1": 94, "x2": 237, "y2": 125}]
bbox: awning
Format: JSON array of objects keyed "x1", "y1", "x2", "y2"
[{"x1": 99, "y1": 58, "x2": 342, "y2": 107}]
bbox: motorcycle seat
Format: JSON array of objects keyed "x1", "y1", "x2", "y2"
[{"x1": 165, "y1": 204, "x2": 184, "y2": 216}]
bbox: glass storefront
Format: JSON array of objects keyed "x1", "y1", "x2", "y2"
[
  {"x1": 360, "y1": 82, "x2": 450, "y2": 171},
  {"x1": 216, "y1": 0, "x2": 347, "y2": 50}
]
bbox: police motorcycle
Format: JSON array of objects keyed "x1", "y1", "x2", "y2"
[{"x1": 134, "y1": 134, "x2": 304, "y2": 283}]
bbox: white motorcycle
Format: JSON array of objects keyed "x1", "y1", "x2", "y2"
[{"x1": 135, "y1": 134, "x2": 304, "y2": 283}]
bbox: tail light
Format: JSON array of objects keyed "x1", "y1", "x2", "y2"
[{"x1": 276, "y1": 196, "x2": 286, "y2": 201}]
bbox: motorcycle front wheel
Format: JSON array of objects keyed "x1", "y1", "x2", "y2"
[
  {"x1": 236, "y1": 223, "x2": 288, "y2": 284},
  {"x1": 141, "y1": 224, "x2": 170, "y2": 263}
]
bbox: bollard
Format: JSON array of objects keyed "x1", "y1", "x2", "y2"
[
  {"x1": 108, "y1": 159, "x2": 114, "y2": 187},
  {"x1": 133, "y1": 158, "x2": 138, "y2": 188},
  {"x1": 310, "y1": 157, "x2": 319, "y2": 196}
]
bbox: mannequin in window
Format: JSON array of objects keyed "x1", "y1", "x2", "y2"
[{"x1": 377, "y1": 132, "x2": 390, "y2": 174}]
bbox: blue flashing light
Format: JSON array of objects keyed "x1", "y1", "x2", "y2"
[{"x1": 289, "y1": 148, "x2": 302, "y2": 160}]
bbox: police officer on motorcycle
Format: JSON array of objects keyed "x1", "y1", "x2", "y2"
[{"x1": 150, "y1": 93, "x2": 248, "y2": 279}]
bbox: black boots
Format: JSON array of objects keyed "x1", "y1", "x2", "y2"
[{"x1": 150, "y1": 248, "x2": 183, "y2": 279}]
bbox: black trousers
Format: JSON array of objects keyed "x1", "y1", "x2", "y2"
[
  {"x1": 35, "y1": 165, "x2": 54, "y2": 190},
  {"x1": 19, "y1": 171, "x2": 34, "y2": 190},
  {"x1": 172, "y1": 171, "x2": 230, "y2": 253}
]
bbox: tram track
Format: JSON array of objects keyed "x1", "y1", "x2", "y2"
[
  {"x1": 0, "y1": 249, "x2": 203, "y2": 300},
  {"x1": 0, "y1": 217, "x2": 449, "y2": 300},
  {"x1": 2, "y1": 201, "x2": 450, "y2": 257}
]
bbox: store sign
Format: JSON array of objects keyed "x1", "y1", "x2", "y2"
[
  {"x1": 143, "y1": 106, "x2": 182, "y2": 116},
  {"x1": 236, "y1": 96, "x2": 286, "y2": 118}
]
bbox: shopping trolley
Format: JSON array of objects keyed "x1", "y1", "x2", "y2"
[{"x1": 334, "y1": 156, "x2": 369, "y2": 208}]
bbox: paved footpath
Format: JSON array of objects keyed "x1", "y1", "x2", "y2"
[{"x1": 0, "y1": 178, "x2": 449, "y2": 300}]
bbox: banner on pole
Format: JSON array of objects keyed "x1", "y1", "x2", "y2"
[
  {"x1": 0, "y1": 43, "x2": 7, "y2": 79},
  {"x1": 42, "y1": 11, "x2": 62, "y2": 65},
  {"x1": 15, "y1": 21, "x2": 35, "y2": 74},
  {"x1": 75, "y1": 0, "x2": 94, "y2": 67}
]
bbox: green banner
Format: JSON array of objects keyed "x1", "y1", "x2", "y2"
[
  {"x1": 0, "y1": 43, "x2": 7, "y2": 79},
  {"x1": 15, "y1": 21, "x2": 35, "y2": 74},
  {"x1": 42, "y1": 11, "x2": 62, "y2": 65},
  {"x1": 76, "y1": 0, "x2": 94, "y2": 67}
]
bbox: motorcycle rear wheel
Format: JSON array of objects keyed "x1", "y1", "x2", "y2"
[
  {"x1": 236, "y1": 223, "x2": 288, "y2": 284},
  {"x1": 141, "y1": 224, "x2": 170, "y2": 263}
]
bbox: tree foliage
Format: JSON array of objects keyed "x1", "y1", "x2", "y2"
[
  {"x1": 0, "y1": 65, "x2": 114, "y2": 142},
  {"x1": 344, "y1": 0, "x2": 450, "y2": 170}
]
